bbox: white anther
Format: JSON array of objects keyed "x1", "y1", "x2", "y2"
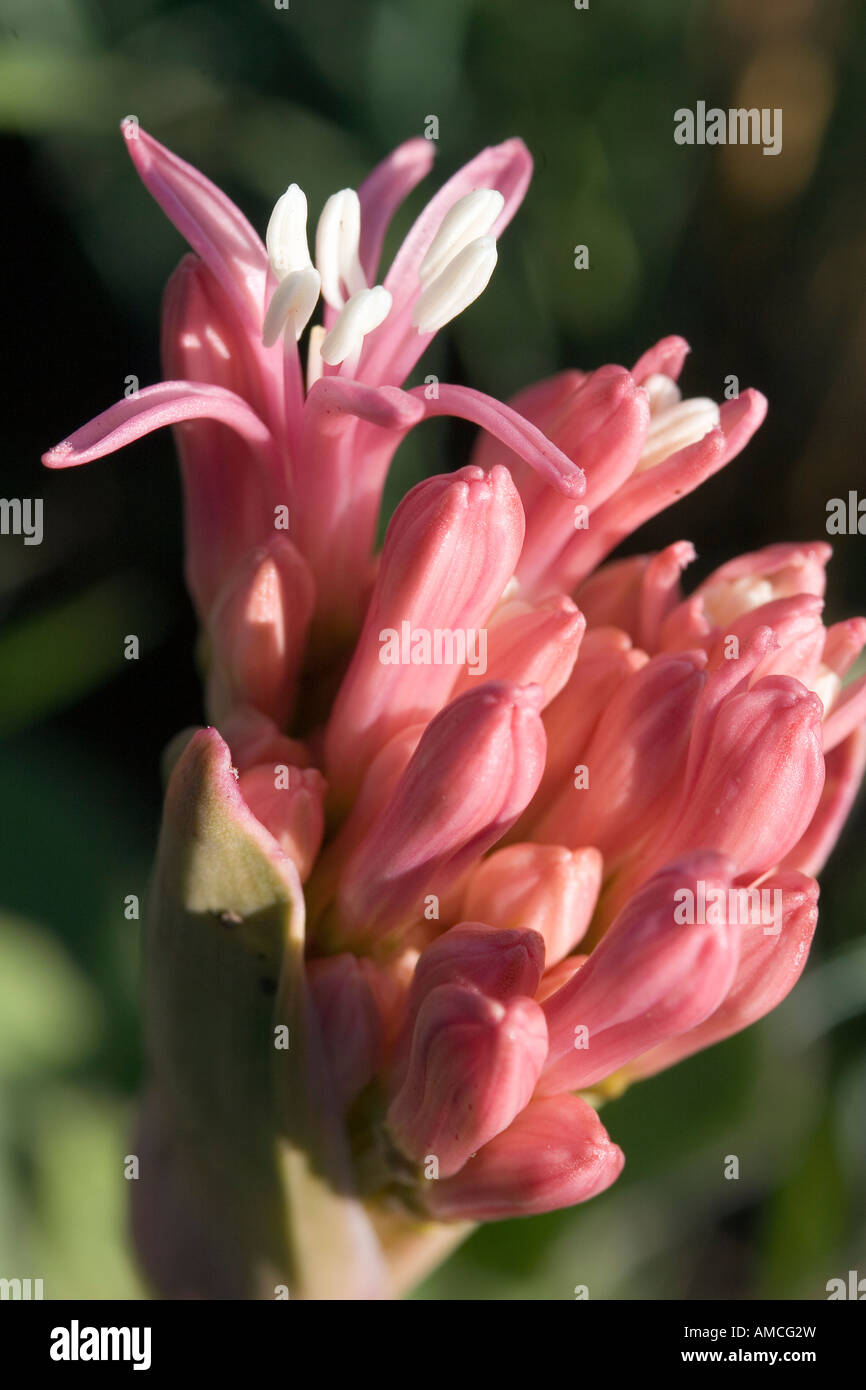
[
  {"x1": 635, "y1": 396, "x2": 720, "y2": 472},
  {"x1": 315, "y1": 188, "x2": 367, "y2": 311},
  {"x1": 412, "y1": 235, "x2": 498, "y2": 335},
  {"x1": 320, "y1": 285, "x2": 392, "y2": 366},
  {"x1": 266, "y1": 184, "x2": 313, "y2": 279},
  {"x1": 643, "y1": 372, "x2": 682, "y2": 416},
  {"x1": 262, "y1": 266, "x2": 322, "y2": 346},
  {"x1": 419, "y1": 189, "x2": 505, "y2": 286}
]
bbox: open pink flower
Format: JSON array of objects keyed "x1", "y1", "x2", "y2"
[{"x1": 44, "y1": 126, "x2": 866, "y2": 1300}]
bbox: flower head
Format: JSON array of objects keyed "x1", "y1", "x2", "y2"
[{"x1": 44, "y1": 127, "x2": 866, "y2": 1299}]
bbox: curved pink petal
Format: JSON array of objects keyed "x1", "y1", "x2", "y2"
[
  {"x1": 627, "y1": 870, "x2": 819, "y2": 1078},
  {"x1": 125, "y1": 126, "x2": 269, "y2": 333},
  {"x1": 42, "y1": 380, "x2": 274, "y2": 467},
  {"x1": 631, "y1": 334, "x2": 690, "y2": 384},
  {"x1": 357, "y1": 137, "x2": 436, "y2": 283},
  {"x1": 426, "y1": 1094, "x2": 624, "y2": 1221},
  {"x1": 409, "y1": 383, "x2": 585, "y2": 499}
]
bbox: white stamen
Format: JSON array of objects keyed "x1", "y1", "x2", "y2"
[
  {"x1": 411, "y1": 235, "x2": 498, "y2": 335},
  {"x1": 316, "y1": 188, "x2": 367, "y2": 311},
  {"x1": 635, "y1": 396, "x2": 720, "y2": 472},
  {"x1": 643, "y1": 372, "x2": 682, "y2": 416},
  {"x1": 320, "y1": 285, "x2": 392, "y2": 366},
  {"x1": 306, "y1": 324, "x2": 326, "y2": 389},
  {"x1": 262, "y1": 266, "x2": 322, "y2": 347},
  {"x1": 419, "y1": 189, "x2": 505, "y2": 286},
  {"x1": 266, "y1": 184, "x2": 313, "y2": 279}
]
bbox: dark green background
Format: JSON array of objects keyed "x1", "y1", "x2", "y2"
[{"x1": 0, "y1": 0, "x2": 863, "y2": 1298}]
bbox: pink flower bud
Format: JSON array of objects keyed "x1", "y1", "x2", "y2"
[
  {"x1": 308, "y1": 954, "x2": 384, "y2": 1109},
  {"x1": 631, "y1": 335, "x2": 690, "y2": 384},
  {"x1": 511, "y1": 366, "x2": 651, "y2": 597},
  {"x1": 528, "y1": 628, "x2": 648, "y2": 825},
  {"x1": 205, "y1": 537, "x2": 315, "y2": 728},
  {"x1": 237, "y1": 764, "x2": 326, "y2": 881},
  {"x1": 218, "y1": 705, "x2": 312, "y2": 774},
  {"x1": 462, "y1": 844, "x2": 602, "y2": 965},
  {"x1": 386, "y1": 984, "x2": 547, "y2": 1177},
  {"x1": 576, "y1": 541, "x2": 696, "y2": 650},
  {"x1": 450, "y1": 594, "x2": 585, "y2": 706},
  {"x1": 629, "y1": 869, "x2": 819, "y2": 1077},
  {"x1": 822, "y1": 618, "x2": 866, "y2": 679},
  {"x1": 425, "y1": 1094, "x2": 624, "y2": 1220},
  {"x1": 539, "y1": 853, "x2": 740, "y2": 1093},
  {"x1": 706, "y1": 595, "x2": 826, "y2": 690},
  {"x1": 407, "y1": 921, "x2": 545, "y2": 1015},
  {"x1": 822, "y1": 672, "x2": 866, "y2": 753},
  {"x1": 689, "y1": 541, "x2": 831, "y2": 629},
  {"x1": 783, "y1": 727, "x2": 866, "y2": 875},
  {"x1": 325, "y1": 465, "x2": 524, "y2": 799},
  {"x1": 560, "y1": 389, "x2": 768, "y2": 590},
  {"x1": 657, "y1": 675, "x2": 826, "y2": 879},
  {"x1": 535, "y1": 652, "x2": 706, "y2": 860},
  {"x1": 335, "y1": 682, "x2": 546, "y2": 943}
]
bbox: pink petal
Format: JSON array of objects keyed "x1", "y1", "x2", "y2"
[
  {"x1": 239, "y1": 763, "x2": 326, "y2": 883},
  {"x1": 462, "y1": 844, "x2": 602, "y2": 966},
  {"x1": 333, "y1": 682, "x2": 546, "y2": 945},
  {"x1": 42, "y1": 380, "x2": 274, "y2": 466},
  {"x1": 324, "y1": 465, "x2": 525, "y2": 800},
  {"x1": 410, "y1": 383, "x2": 585, "y2": 499},
  {"x1": 534, "y1": 651, "x2": 706, "y2": 861},
  {"x1": 357, "y1": 137, "x2": 436, "y2": 283},
  {"x1": 628, "y1": 870, "x2": 819, "y2": 1078},
  {"x1": 308, "y1": 954, "x2": 384, "y2": 1109},
  {"x1": 822, "y1": 671, "x2": 866, "y2": 751},
  {"x1": 426, "y1": 1094, "x2": 624, "y2": 1220},
  {"x1": 126, "y1": 126, "x2": 269, "y2": 333},
  {"x1": 205, "y1": 537, "x2": 316, "y2": 730},
  {"x1": 539, "y1": 852, "x2": 740, "y2": 1092},
  {"x1": 450, "y1": 594, "x2": 585, "y2": 707},
  {"x1": 631, "y1": 334, "x2": 690, "y2": 384},
  {"x1": 386, "y1": 984, "x2": 548, "y2": 1177},
  {"x1": 292, "y1": 379, "x2": 426, "y2": 628},
  {"x1": 783, "y1": 727, "x2": 866, "y2": 874}
]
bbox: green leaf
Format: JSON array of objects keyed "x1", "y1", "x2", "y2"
[{"x1": 134, "y1": 727, "x2": 388, "y2": 1299}]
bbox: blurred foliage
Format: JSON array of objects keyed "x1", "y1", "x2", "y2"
[{"x1": 0, "y1": 0, "x2": 864, "y2": 1299}]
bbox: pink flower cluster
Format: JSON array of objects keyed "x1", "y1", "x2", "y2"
[{"x1": 45, "y1": 128, "x2": 866, "y2": 1227}]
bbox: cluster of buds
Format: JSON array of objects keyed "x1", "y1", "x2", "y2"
[{"x1": 44, "y1": 127, "x2": 866, "y2": 1299}]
